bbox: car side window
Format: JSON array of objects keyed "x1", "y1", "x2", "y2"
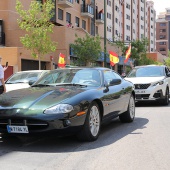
[
  {"x1": 104, "y1": 71, "x2": 117, "y2": 83},
  {"x1": 112, "y1": 71, "x2": 122, "y2": 79}
]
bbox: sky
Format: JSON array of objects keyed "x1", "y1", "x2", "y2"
[{"x1": 152, "y1": 0, "x2": 170, "y2": 17}]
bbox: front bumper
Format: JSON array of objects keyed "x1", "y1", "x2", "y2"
[
  {"x1": 135, "y1": 85, "x2": 166, "y2": 101},
  {"x1": 0, "y1": 114, "x2": 86, "y2": 135}
]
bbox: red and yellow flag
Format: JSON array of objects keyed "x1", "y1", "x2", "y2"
[
  {"x1": 109, "y1": 51, "x2": 119, "y2": 66},
  {"x1": 58, "y1": 53, "x2": 66, "y2": 68},
  {"x1": 124, "y1": 44, "x2": 131, "y2": 63}
]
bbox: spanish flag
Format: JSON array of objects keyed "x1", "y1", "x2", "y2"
[
  {"x1": 109, "y1": 51, "x2": 119, "y2": 66},
  {"x1": 58, "y1": 53, "x2": 66, "y2": 68},
  {"x1": 124, "y1": 44, "x2": 131, "y2": 63}
]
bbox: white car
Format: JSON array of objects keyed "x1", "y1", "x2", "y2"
[
  {"x1": 125, "y1": 65, "x2": 170, "y2": 105},
  {"x1": 5, "y1": 70, "x2": 49, "y2": 92}
]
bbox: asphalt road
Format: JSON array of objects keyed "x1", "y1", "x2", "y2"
[{"x1": 0, "y1": 102, "x2": 170, "y2": 170}]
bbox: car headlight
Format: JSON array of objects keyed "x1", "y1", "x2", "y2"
[
  {"x1": 44, "y1": 104, "x2": 74, "y2": 114},
  {"x1": 152, "y1": 80, "x2": 164, "y2": 86}
]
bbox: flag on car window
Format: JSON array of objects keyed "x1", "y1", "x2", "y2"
[
  {"x1": 124, "y1": 44, "x2": 131, "y2": 63},
  {"x1": 58, "y1": 53, "x2": 66, "y2": 68},
  {"x1": 109, "y1": 51, "x2": 119, "y2": 66}
]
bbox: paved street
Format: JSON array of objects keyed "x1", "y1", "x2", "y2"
[{"x1": 0, "y1": 102, "x2": 170, "y2": 170}]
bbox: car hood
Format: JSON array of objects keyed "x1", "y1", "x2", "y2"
[
  {"x1": 0, "y1": 86, "x2": 85, "y2": 113},
  {"x1": 125, "y1": 76, "x2": 165, "y2": 84},
  {"x1": 5, "y1": 83, "x2": 30, "y2": 92}
]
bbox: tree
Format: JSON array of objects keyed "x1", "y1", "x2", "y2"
[
  {"x1": 114, "y1": 38, "x2": 156, "y2": 66},
  {"x1": 70, "y1": 34, "x2": 102, "y2": 66},
  {"x1": 164, "y1": 50, "x2": 170, "y2": 67},
  {"x1": 16, "y1": 0, "x2": 58, "y2": 69}
]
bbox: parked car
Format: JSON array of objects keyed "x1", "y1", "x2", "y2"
[
  {"x1": 0, "y1": 67, "x2": 135, "y2": 141},
  {"x1": 5, "y1": 70, "x2": 49, "y2": 92},
  {"x1": 125, "y1": 65, "x2": 170, "y2": 105}
]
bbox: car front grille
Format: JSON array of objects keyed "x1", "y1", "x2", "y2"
[
  {"x1": 135, "y1": 84, "x2": 151, "y2": 89},
  {"x1": 136, "y1": 94, "x2": 150, "y2": 99},
  {"x1": 0, "y1": 119, "x2": 49, "y2": 131}
]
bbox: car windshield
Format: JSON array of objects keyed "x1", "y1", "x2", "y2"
[
  {"x1": 6, "y1": 72, "x2": 41, "y2": 84},
  {"x1": 34, "y1": 69, "x2": 101, "y2": 87},
  {"x1": 127, "y1": 66, "x2": 164, "y2": 77}
]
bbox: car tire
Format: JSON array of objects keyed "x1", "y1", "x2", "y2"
[
  {"x1": 119, "y1": 95, "x2": 135, "y2": 123},
  {"x1": 161, "y1": 88, "x2": 169, "y2": 105},
  {"x1": 76, "y1": 101, "x2": 101, "y2": 142}
]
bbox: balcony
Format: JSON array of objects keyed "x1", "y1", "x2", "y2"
[
  {"x1": 96, "y1": 13, "x2": 104, "y2": 24},
  {"x1": 58, "y1": 0, "x2": 74, "y2": 8},
  {"x1": 81, "y1": 4, "x2": 94, "y2": 18}
]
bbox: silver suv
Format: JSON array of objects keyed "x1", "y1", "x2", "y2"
[{"x1": 125, "y1": 65, "x2": 170, "y2": 105}]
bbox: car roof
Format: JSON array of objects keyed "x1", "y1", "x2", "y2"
[
  {"x1": 134, "y1": 65, "x2": 166, "y2": 68},
  {"x1": 14, "y1": 70, "x2": 48, "y2": 74},
  {"x1": 54, "y1": 67, "x2": 110, "y2": 71}
]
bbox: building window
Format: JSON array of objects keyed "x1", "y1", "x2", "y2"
[
  {"x1": 82, "y1": 20, "x2": 86, "y2": 30},
  {"x1": 159, "y1": 42, "x2": 166, "y2": 45},
  {"x1": 58, "y1": 8, "x2": 63, "y2": 20},
  {"x1": 126, "y1": 3, "x2": 130, "y2": 9},
  {"x1": 75, "y1": 0, "x2": 79, "y2": 3},
  {"x1": 141, "y1": 7, "x2": 143, "y2": 12},
  {"x1": 160, "y1": 35, "x2": 166, "y2": 39},
  {"x1": 107, "y1": 26, "x2": 111, "y2": 32},
  {"x1": 75, "y1": 17, "x2": 79, "y2": 27},
  {"x1": 160, "y1": 23, "x2": 166, "y2": 26},
  {"x1": 107, "y1": 0, "x2": 111, "y2": 6},
  {"x1": 126, "y1": 14, "x2": 130, "y2": 20},
  {"x1": 107, "y1": 13, "x2": 111, "y2": 19},
  {"x1": 160, "y1": 29, "x2": 166, "y2": 33},
  {"x1": 115, "y1": 6, "x2": 119, "y2": 12},
  {"x1": 159, "y1": 48, "x2": 166, "y2": 51},
  {"x1": 126, "y1": 25, "x2": 130, "y2": 30},
  {"x1": 66, "y1": 12, "x2": 71, "y2": 23}
]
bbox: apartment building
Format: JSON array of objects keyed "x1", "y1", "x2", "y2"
[
  {"x1": 156, "y1": 8, "x2": 170, "y2": 57},
  {"x1": 0, "y1": 0, "x2": 157, "y2": 77},
  {"x1": 146, "y1": 1, "x2": 156, "y2": 52},
  {"x1": 0, "y1": 0, "x2": 119, "y2": 75}
]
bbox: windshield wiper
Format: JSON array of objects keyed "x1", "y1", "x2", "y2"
[
  {"x1": 31, "y1": 84, "x2": 52, "y2": 87},
  {"x1": 55, "y1": 83, "x2": 87, "y2": 87}
]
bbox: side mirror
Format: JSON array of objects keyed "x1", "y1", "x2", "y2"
[
  {"x1": 29, "y1": 80, "x2": 36, "y2": 86},
  {"x1": 109, "y1": 79, "x2": 121, "y2": 86}
]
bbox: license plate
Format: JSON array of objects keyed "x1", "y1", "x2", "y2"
[
  {"x1": 7, "y1": 125, "x2": 29, "y2": 133},
  {"x1": 135, "y1": 90, "x2": 146, "y2": 94}
]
